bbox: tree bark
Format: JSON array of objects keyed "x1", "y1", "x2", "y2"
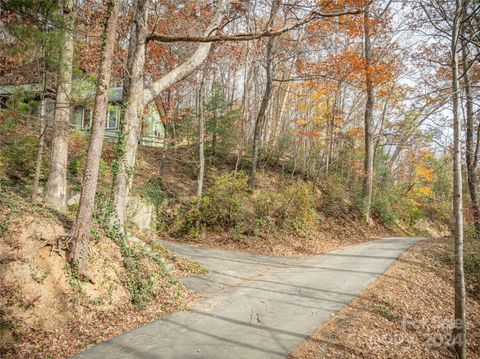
[
  {"x1": 69, "y1": 0, "x2": 120, "y2": 275},
  {"x1": 362, "y1": 5, "x2": 374, "y2": 224},
  {"x1": 235, "y1": 42, "x2": 252, "y2": 171},
  {"x1": 452, "y1": 1, "x2": 467, "y2": 357},
  {"x1": 44, "y1": 0, "x2": 75, "y2": 210}
]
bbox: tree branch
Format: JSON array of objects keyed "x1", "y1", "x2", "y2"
[
  {"x1": 142, "y1": 0, "x2": 228, "y2": 105},
  {"x1": 147, "y1": 5, "x2": 369, "y2": 43}
]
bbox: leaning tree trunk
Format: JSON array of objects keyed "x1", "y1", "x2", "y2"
[
  {"x1": 362, "y1": 5, "x2": 374, "y2": 225},
  {"x1": 461, "y1": 0, "x2": 480, "y2": 238},
  {"x1": 69, "y1": 0, "x2": 120, "y2": 276},
  {"x1": 44, "y1": 0, "x2": 75, "y2": 211},
  {"x1": 249, "y1": 36, "x2": 274, "y2": 187},
  {"x1": 452, "y1": 0, "x2": 467, "y2": 357},
  {"x1": 111, "y1": 0, "x2": 148, "y2": 229}
]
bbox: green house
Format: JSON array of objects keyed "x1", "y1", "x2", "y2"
[
  {"x1": 70, "y1": 86, "x2": 164, "y2": 147},
  {"x1": 0, "y1": 83, "x2": 164, "y2": 147}
]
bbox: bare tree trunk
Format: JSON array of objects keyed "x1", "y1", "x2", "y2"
[
  {"x1": 69, "y1": 0, "x2": 119, "y2": 276},
  {"x1": 154, "y1": 95, "x2": 169, "y2": 171},
  {"x1": 32, "y1": 22, "x2": 49, "y2": 203},
  {"x1": 452, "y1": 1, "x2": 467, "y2": 357},
  {"x1": 197, "y1": 71, "x2": 206, "y2": 196},
  {"x1": 235, "y1": 45, "x2": 251, "y2": 171},
  {"x1": 32, "y1": 74, "x2": 47, "y2": 202},
  {"x1": 362, "y1": 5, "x2": 374, "y2": 225},
  {"x1": 211, "y1": 113, "x2": 217, "y2": 156},
  {"x1": 44, "y1": 0, "x2": 75, "y2": 211},
  {"x1": 461, "y1": 0, "x2": 480, "y2": 237},
  {"x1": 249, "y1": 35, "x2": 273, "y2": 187},
  {"x1": 111, "y1": 0, "x2": 148, "y2": 229}
]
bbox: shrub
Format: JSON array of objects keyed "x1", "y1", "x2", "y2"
[
  {"x1": 0, "y1": 134, "x2": 39, "y2": 181},
  {"x1": 320, "y1": 174, "x2": 352, "y2": 213},
  {"x1": 277, "y1": 182, "x2": 319, "y2": 232},
  {"x1": 174, "y1": 174, "x2": 318, "y2": 237},
  {"x1": 371, "y1": 185, "x2": 423, "y2": 227},
  {"x1": 253, "y1": 181, "x2": 319, "y2": 234},
  {"x1": 370, "y1": 187, "x2": 395, "y2": 224},
  {"x1": 175, "y1": 172, "x2": 250, "y2": 235},
  {"x1": 67, "y1": 131, "x2": 88, "y2": 183},
  {"x1": 136, "y1": 177, "x2": 167, "y2": 208},
  {"x1": 464, "y1": 238, "x2": 480, "y2": 300}
]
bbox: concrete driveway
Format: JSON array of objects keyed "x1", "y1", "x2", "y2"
[{"x1": 76, "y1": 237, "x2": 422, "y2": 359}]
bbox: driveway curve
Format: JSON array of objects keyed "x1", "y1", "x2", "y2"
[{"x1": 76, "y1": 237, "x2": 423, "y2": 359}]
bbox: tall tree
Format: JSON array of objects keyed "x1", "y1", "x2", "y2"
[
  {"x1": 249, "y1": 0, "x2": 279, "y2": 187},
  {"x1": 197, "y1": 70, "x2": 207, "y2": 197},
  {"x1": 461, "y1": 0, "x2": 480, "y2": 237},
  {"x1": 32, "y1": 71, "x2": 47, "y2": 202},
  {"x1": 362, "y1": 4, "x2": 374, "y2": 224},
  {"x1": 69, "y1": 0, "x2": 120, "y2": 275},
  {"x1": 451, "y1": 0, "x2": 467, "y2": 356},
  {"x1": 249, "y1": 35, "x2": 274, "y2": 187},
  {"x1": 44, "y1": 0, "x2": 75, "y2": 210}
]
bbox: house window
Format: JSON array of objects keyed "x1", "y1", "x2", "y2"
[
  {"x1": 71, "y1": 106, "x2": 85, "y2": 129},
  {"x1": 111, "y1": 79, "x2": 123, "y2": 88},
  {"x1": 107, "y1": 106, "x2": 120, "y2": 129},
  {"x1": 82, "y1": 108, "x2": 92, "y2": 129},
  {"x1": 0, "y1": 96, "x2": 8, "y2": 109}
]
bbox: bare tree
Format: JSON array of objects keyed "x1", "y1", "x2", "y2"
[
  {"x1": 197, "y1": 70, "x2": 207, "y2": 196},
  {"x1": 249, "y1": 0, "x2": 279, "y2": 187},
  {"x1": 461, "y1": 0, "x2": 480, "y2": 237},
  {"x1": 32, "y1": 71, "x2": 47, "y2": 203},
  {"x1": 111, "y1": 0, "x2": 369, "y2": 228},
  {"x1": 363, "y1": 4, "x2": 374, "y2": 224},
  {"x1": 452, "y1": 0, "x2": 467, "y2": 356}
]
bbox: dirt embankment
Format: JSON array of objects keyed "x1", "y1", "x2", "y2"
[{"x1": 0, "y1": 191, "x2": 201, "y2": 359}]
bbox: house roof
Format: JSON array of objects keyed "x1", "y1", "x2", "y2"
[
  {"x1": 108, "y1": 87, "x2": 123, "y2": 102},
  {"x1": 0, "y1": 83, "x2": 124, "y2": 103},
  {"x1": 72, "y1": 86, "x2": 124, "y2": 104},
  {"x1": 0, "y1": 84, "x2": 41, "y2": 96}
]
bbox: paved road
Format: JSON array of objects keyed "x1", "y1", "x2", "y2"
[{"x1": 76, "y1": 237, "x2": 422, "y2": 359}]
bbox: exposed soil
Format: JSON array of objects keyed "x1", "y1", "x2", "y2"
[
  {"x1": 0, "y1": 191, "x2": 200, "y2": 359},
  {"x1": 288, "y1": 238, "x2": 480, "y2": 359}
]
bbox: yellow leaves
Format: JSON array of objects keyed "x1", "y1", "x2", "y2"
[
  {"x1": 413, "y1": 186, "x2": 433, "y2": 197},
  {"x1": 415, "y1": 164, "x2": 434, "y2": 183},
  {"x1": 297, "y1": 118, "x2": 307, "y2": 127},
  {"x1": 346, "y1": 127, "x2": 364, "y2": 139}
]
